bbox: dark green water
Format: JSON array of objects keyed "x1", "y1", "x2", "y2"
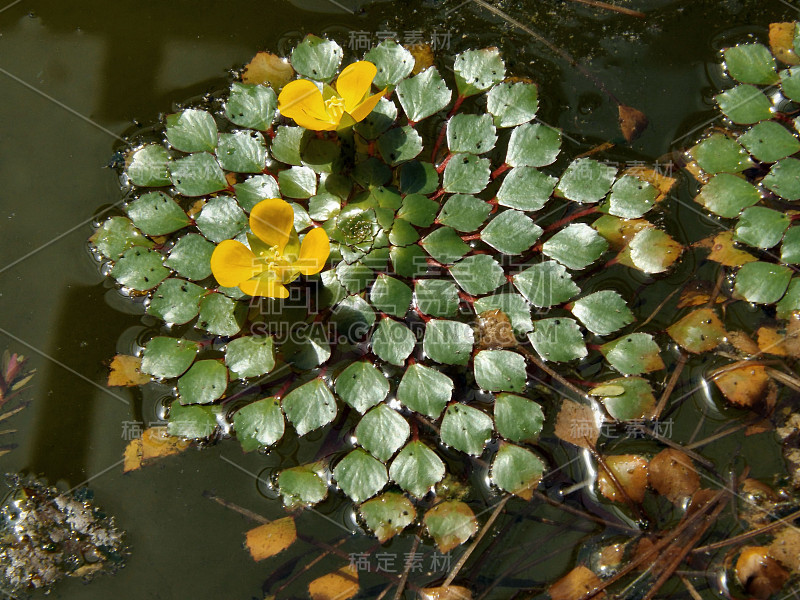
[{"x1": 0, "y1": 1, "x2": 795, "y2": 598}]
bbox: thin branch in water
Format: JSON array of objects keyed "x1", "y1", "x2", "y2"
[
  {"x1": 678, "y1": 573, "x2": 705, "y2": 600},
  {"x1": 693, "y1": 507, "x2": 800, "y2": 553},
  {"x1": 567, "y1": 0, "x2": 646, "y2": 17},
  {"x1": 624, "y1": 422, "x2": 715, "y2": 470},
  {"x1": 532, "y1": 490, "x2": 640, "y2": 533},
  {"x1": 391, "y1": 535, "x2": 420, "y2": 600},
  {"x1": 203, "y1": 490, "x2": 270, "y2": 524},
  {"x1": 654, "y1": 350, "x2": 687, "y2": 419}
]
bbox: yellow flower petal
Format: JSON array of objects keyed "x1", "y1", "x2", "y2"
[
  {"x1": 250, "y1": 198, "x2": 295, "y2": 252},
  {"x1": 347, "y1": 88, "x2": 386, "y2": 124},
  {"x1": 239, "y1": 273, "x2": 289, "y2": 298},
  {"x1": 335, "y1": 61, "x2": 377, "y2": 113},
  {"x1": 294, "y1": 227, "x2": 330, "y2": 275},
  {"x1": 210, "y1": 240, "x2": 261, "y2": 288},
  {"x1": 278, "y1": 79, "x2": 338, "y2": 130}
]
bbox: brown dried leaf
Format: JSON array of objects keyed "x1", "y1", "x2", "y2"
[
  {"x1": 596, "y1": 543, "x2": 625, "y2": 571},
  {"x1": 187, "y1": 200, "x2": 205, "y2": 219},
  {"x1": 107, "y1": 355, "x2": 150, "y2": 387},
  {"x1": 122, "y1": 427, "x2": 190, "y2": 473},
  {"x1": 308, "y1": 565, "x2": 359, "y2": 600},
  {"x1": 593, "y1": 215, "x2": 651, "y2": 250},
  {"x1": 714, "y1": 364, "x2": 770, "y2": 407},
  {"x1": 224, "y1": 172, "x2": 238, "y2": 187},
  {"x1": 783, "y1": 314, "x2": 800, "y2": 357},
  {"x1": 555, "y1": 400, "x2": 599, "y2": 449},
  {"x1": 769, "y1": 527, "x2": 800, "y2": 573},
  {"x1": 728, "y1": 331, "x2": 760, "y2": 355},
  {"x1": 597, "y1": 454, "x2": 649, "y2": 503},
  {"x1": 407, "y1": 43, "x2": 433, "y2": 74},
  {"x1": 735, "y1": 546, "x2": 790, "y2": 599},
  {"x1": 770, "y1": 23, "x2": 800, "y2": 65},
  {"x1": 648, "y1": 448, "x2": 700, "y2": 503},
  {"x1": 618, "y1": 104, "x2": 649, "y2": 143},
  {"x1": 419, "y1": 586, "x2": 473, "y2": 600},
  {"x1": 623, "y1": 165, "x2": 676, "y2": 202},
  {"x1": 122, "y1": 439, "x2": 143, "y2": 473},
  {"x1": 756, "y1": 326, "x2": 789, "y2": 356},
  {"x1": 242, "y1": 51, "x2": 294, "y2": 90},
  {"x1": 475, "y1": 309, "x2": 517, "y2": 350},
  {"x1": 697, "y1": 232, "x2": 757, "y2": 267},
  {"x1": 667, "y1": 307, "x2": 727, "y2": 354},
  {"x1": 550, "y1": 566, "x2": 606, "y2": 600},
  {"x1": 246, "y1": 516, "x2": 297, "y2": 561}
]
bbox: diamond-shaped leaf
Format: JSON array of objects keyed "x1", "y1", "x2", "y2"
[
  {"x1": 177, "y1": 359, "x2": 227, "y2": 405},
  {"x1": 695, "y1": 173, "x2": 761, "y2": 218},
  {"x1": 593, "y1": 377, "x2": 655, "y2": 420},
  {"x1": 424, "y1": 501, "x2": 477, "y2": 553},
  {"x1": 440, "y1": 404, "x2": 493, "y2": 455},
  {"x1": 542, "y1": 223, "x2": 608, "y2": 270},
  {"x1": 282, "y1": 378, "x2": 338, "y2": 436},
  {"x1": 527, "y1": 317, "x2": 587, "y2": 362},
  {"x1": 166, "y1": 109, "x2": 217, "y2": 152},
  {"x1": 370, "y1": 274, "x2": 412, "y2": 316},
  {"x1": 90, "y1": 217, "x2": 153, "y2": 259},
  {"x1": 667, "y1": 307, "x2": 726, "y2": 353},
  {"x1": 356, "y1": 404, "x2": 410, "y2": 462},
  {"x1": 169, "y1": 152, "x2": 228, "y2": 197},
  {"x1": 225, "y1": 336, "x2": 275, "y2": 379},
  {"x1": 423, "y1": 319, "x2": 474, "y2": 366},
  {"x1": 371, "y1": 318, "x2": 416, "y2": 366},
  {"x1": 438, "y1": 194, "x2": 491, "y2": 232},
  {"x1": 442, "y1": 153, "x2": 491, "y2": 194},
  {"x1": 620, "y1": 227, "x2": 683, "y2": 274},
  {"x1": 491, "y1": 443, "x2": 544, "y2": 500},
  {"x1": 690, "y1": 134, "x2": 752, "y2": 174},
  {"x1": 494, "y1": 394, "x2": 544, "y2": 443},
  {"x1": 127, "y1": 144, "x2": 171, "y2": 187},
  {"x1": 233, "y1": 397, "x2": 285, "y2": 451},
  {"x1": 447, "y1": 113, "x2": 497, "y2": 154},
  {"x1": 378, "y1": 126, "x2": 423, "y2": 166},
  {"x1": 396, "y1": 67, "x2": 452, "y2": 123},
  {"x1": 168, "y1": 401, "x2": 218, "y2": 439},
  {"x1": 486, "y1": 82, "x2": 538, "y2": 127},
  {"x1": 735, "y1": 206, "x2": 790, "y2": 249},
  {"x1": 473, "y1": 349, "x2": 526, "y2": 392},
  {"x1": 506, "y1": 123, "x2": 561, "y2": 168},
  {"x1": 763, "y1": 158, "x2": 800, "y2": 200},
  {"x1": 715, "y1": 84, "x2": 772, "y2": 124},
  {"x1": 397, "y1": 363, "x2": 452, "y2": 418},
  {"x1": 601, "y1": 333, "x2": 664, "y2": 375},
  {"x1": 165, "y1": 233, "x2": 215, "y2": 280},
  {"x1": 234, "y1": 174, "x2": 280, "y2": 212},
  {"x1": 390, "y1": 441, "x2": 445, "y2": 497},
  {"x1": 147, "y1": 278, "x2": 205, "y2": 324},
  {"x1": 724, "y1": 43, "x2": 779, "y2": 85},
  {"x1": 739, "y1": 121, "x2": 800, "y2": 162},
  {"x1": 277, "y1": 464, "x2": 327, "y2": 508},
  {"x1": 734, "y1": 261, "x2": 792, "y2": 304},
  {"x1": 449, "y1": 255, "x2": 506, "y2": 296},
  {"x1": 141, "y1": 337, "x2": 199, "y2": 379},
  {"x1": 195, "y1": 196, "x2": 247, "y2": 243},
  {"x1": 512, "y1": 261, "x2": 579, "y2": 308},
  {"x1": 126, "y1": 191, "x2": 189, "y2": 236},
  {"x1": 557, "y1": 158, "x2": 617, "y2": 204},
  {"x1": 415, "y1": 279, "x2": 460, "y2": 317},
  {"x1": 364, "y1": 41, "x2": 415, "y2": 88},
  {"x1": 333, "y1": 448, "x2": 387, "y2": 503},
  {"x1": 397, "y1": 193, "x2": 438, "y2": 227},
  {"x1": 278, "y1": 165, "x2": 317, "y2": 199},
  {"x1": 216, "y1": 131, "x2": 266, "y2": 173},
  {"x1": 421, "y1": 227, "x2": 470, "y2": 264},
  {"x1": 605, "y1": 174, "x2": 658, "y2": 218},
  {"x1": 496, "y1": 167, "x2": 556, "y2": 211},
  {"x1": 570, "y1": 290, "x2": 634, "y2": 336},
  {"x1": 225, "y1": 82, "x2": 277, "y2": 130},
  {"x1": 290, "y1": 35, "x2": 343, "y2": 82},
  {"x1": 359, "y1": 493, "x2": 415, "y2": 543},
  {"x1": 481, "y1": 209, "x2": 543, "y2": 255},
  {"x1": 473, "y1": 294, "x2": 533, "y2": 335},
  {"x1": 335, "y1": 361, "x2": 389, "y2": 414},
  {"x1": 111, "y1": 247, "x2": 168, "y2": 291},
  {"x1": 453, "y1": 48, "x2": 505, "y2": 97},
  {"x1": 197, "y1": 292, "x2": 245, "y2": 336}
]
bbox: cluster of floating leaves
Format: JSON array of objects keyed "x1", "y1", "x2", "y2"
[{"x1": 89, "y1": 28, "x2": 800, "y2": 600}]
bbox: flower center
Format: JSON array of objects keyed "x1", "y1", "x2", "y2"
[{"x1": 324, "y1": 96, "x2": 346, "y2": 121}]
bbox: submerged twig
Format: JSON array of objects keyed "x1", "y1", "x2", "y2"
[
  {"x1": 567, "y1": 0, "x2": 646, "y2": 17},
  {"x1": 693, "y1": 507, "x2": 800, "y2": 552}
]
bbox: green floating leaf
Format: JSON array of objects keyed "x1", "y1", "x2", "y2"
[
  {"x1": 378, "y1": 126, "x2": 423, "y2": 166},
  {"x1": 605, "y1": 175, "x2": 658, "y2": 219},
  {"x1": 390, "y1": 244, "x2": 428, "y2": 278},
  {"x1": 354, "y1": 97, "x2": 397, "y2": 140},
  {"x1": 371, "y1": 318, "x2": 416, "y2": 366},
  {"x1": 424, "y1": 501, "x2": 477, "y2": 553},
  {"x1": 438, "y1": 194, "x2": 491, "y2": 232},
  {"x1": 542, "y1": 223, "x2": 608, "y2": 270},
  {"x1": 308, "y1": 192, "x2": 341, "y2": 221},
  {"x1": 333, "y1": 448, "x2": 387, "y2": 503},
  {"x1": 271, "y1": 126, "x2": 304, "y2": 165},
  {"x1": 443, "y1": 153, "x2": 491, "y2": 194},
  {"x1": 781, "y1": 226, "x2": 800, "y2": 264},
  {"x1": 331, "y1": 295, "x2": 376, "y2": 342},
  {"x1": 234, "y1": 174, "x2": 280, "y2": 212},
  {"x1": 389, "y1": 441, "x2": 445, "y2": 497},
  {"x1": 763, "y1": 158, "x2": 800, "y2": 200},
  {"x1": 447, "y1": 113, "x2": 497, "y2": 154},
  {"x1": 496, "y1": 166, "x2": 556, "y2": 211},
  {"x1": 90, "y1": 217, "x2": 153, "y2": 259},
  {"x1": 277, "y1": 464, "x2": 327, "y2": 508},
  {"x1": 278, "y1": 165, "x2": 317, "y2": 199},
  {"x1": 739, "y1": 121, "x2": 800, "y2": 163},
  {"x1": 127, "y1": 191, "x2": 189, "y2": 236},
  {"x1": 494, "y1": 394, "x2": 544, "y2": 443},
  {"x1": 370, "y1": 274, "x2": 412, "y2": 317},
  {"x1": 197, "y1": 292, "x2": 244, "y2": 336},
  {"x1": 225, "y1": 82, "x2": 277, "y2": 130},
  {"x1": 169, "y1": 153, "x2": 228, "y2": 197},
  {"x1": 690, "y1": 134, "x2": 752, "y2": 174},
  {"x1": 364, "y1": 41, "x2": 415, "y2": 88},
  {"x1": 735, "y1": 206, "x2": 790, "y2": 249},
  {"x1": 491, "y1": 443, "x2": 544, "y2": 499},
  {"x1": 594, "y1": 377, "x2": 655, "y2": 420},
  {"x1": 506, "y1": 123, "x2": 561, "y2": 168},
  {"x1": 601, "y1": 333, "x2": 664, "y2": 375},
  {"x1": 177, "y1": 359, "x2": 227, "y2": 405},
  {"x1": 147, "y1": 278, "x2": 205, "y2": 324},
  {"x1": 399, "y1": 160, "x2": 440, "y2": 195},
  {"x1": 441, "y1": 404, "x2": 493, "y2": 456},
  {"x1": 397, "y1": 193, "x2": 438, "y2": 227},
  {"x1": 780, "y1": 66, "x2": 800, "y2": 100},
  {"x1": 481, "y1": 209, "x2": 543, "y2": 255},
  {"x1": 724, "y1": 43, "x2": 779, "y2": 85},
  {"x1": 165, "y1": 233, "x2": 215, "y2": 281},
  {"x1": 454, "y1": 48, "x2": 505, "y2": 97},
  {"x1": 111, "y1": 247, "x2": 168, "y2": 291},
  {"x1": 233, "y1": 397, "x2": 285, "y2": 451},
  {"x1": 127, "y1": 145, "x2": 171, "y2": 187},
  {"x1": 571, "y1": 290, "x2": 634, "y2": 336},
  {"x1": 290, "y1": 34, "x2": 342, "y2": 82},
  {"x1": 389, "y1": 218, "x2": 419, "y2": 247},
  {"x1": 512, "y1": 260, "x2": 579, "y2": 308},
  {"x1": 416, "y1": 279, "x2": 460, "y2": 317},
  {"x1": 734, "y1": 261, "x2": 792, "y2": 304},
  {"x1": 168, "y1": 401, "x2": 218, "y2": 439},
  {"x1": 623, "y1": 227, "x2": 683, "y2": 274},
  {"x1": 283, "y1": 321, "x2": 331, "y2": 369},
  {"x1": 304, "y1": 138, "x2": 342, "y2": 175},
  {"x1": 449, "y1": 255, "x2": 506, "y2": 296},
  {"x1": 557, "y1": 158, "x2": 617, "y2": 204},
  {"x1": 282, "y1": 378, "x2": 338, "y2": 436},
  {"x1": 695, "y1": 173, "x2": 761, "y2": 218},
  {"x1": 225, "y1": 336, "x2": 275, "y2": 379},
  {"x1": 216, "y1": 131, "x2": 266, "y2": 173},
  {"x1": 487, "y1": 82, "x2": 538, "y2": 128},
  {"x1": 359, "y1": 493, "x2": 415, "y2": 543},
  {"x1": 140, "y1": 337, "x2": 198, "y2": 379},
  {"x1": 397, "y1": 363, "x2": 453, "y2": 418},
  {"x1": 777, "y1": 277, "x2": 800, "y2": 319},
  {"x1": 356, "y1": 404, "x2": 410, "y2": 462},
  {"x1": 195, "y1": 196, "x2": 248, "y2": 243},
  {"x1": 474, "y1": 293, "x2": 533, "y2": 335},
  {"x1": 335, "y1": 361, "x2": 389, "y2": 414},
  {"x1": 715, "y1": 84, "x2": 772, "y2": 124},
  {"x1": 666, "y1": 307, "x2": 726, "y2": 354},
  {"x1": 527, "y1": 317, "x2": 587, "y2": 362},
  {"x1": 166, "y1": 108, "x2": 217, "y2": 153},
  {"x1": 473, "y1": 350, "x2": 526, "y2": 392},
  {"x1": 336, "y1": 262, "x2": 374, "y2": 294},
  {"x1": 423, "y1": 319, "x2": 474, "y2": 366},
  {"x1": 396, "y1": 67, "x2": 452, "y2": 123},
  {"x1": 421, "y1": 226, "x2": 470, "y2": 264}
]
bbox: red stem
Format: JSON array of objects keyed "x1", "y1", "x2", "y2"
[{"x1": 543, "y1": 206, "x2": 599, "y2": 233}]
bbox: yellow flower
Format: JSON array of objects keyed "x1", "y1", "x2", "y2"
[
  {"x1": 210, "y1": 198, "x2": 330, "y2": 298},
  {"x1": 277, "y1": 61, "x2": 385, "y2": 131}
]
